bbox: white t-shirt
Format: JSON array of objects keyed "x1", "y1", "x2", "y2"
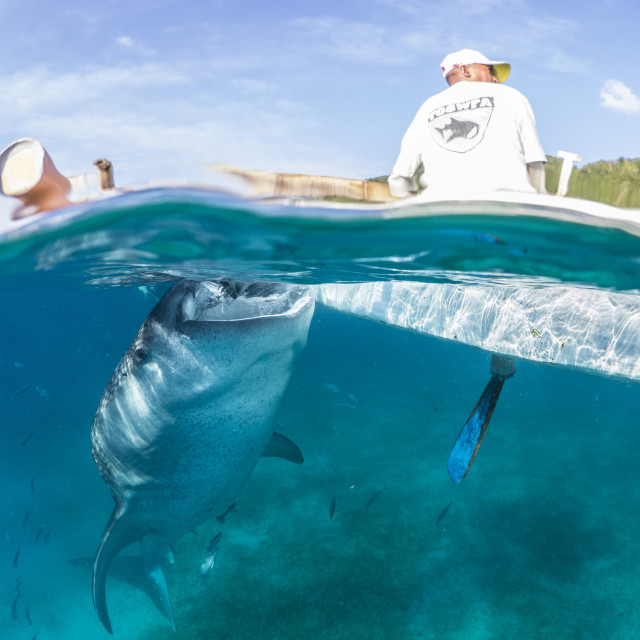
[{"x1": 389, "y1": 81, "x2": 546, "y2": 196}]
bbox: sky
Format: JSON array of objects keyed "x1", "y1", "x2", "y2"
[{"x1": 0, "y1": 0, "x2": 639, "y2": 189}]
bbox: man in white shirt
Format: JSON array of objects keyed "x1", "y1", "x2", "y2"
[
  {"x1": 388, "y1": 50, "x2": 542, "y2": 481},
  {"x1": 389, "y1": 49, "x2": 546, "y2": 197}
]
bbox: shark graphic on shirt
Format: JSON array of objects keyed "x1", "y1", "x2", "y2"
[{"x1": 436, "y1": 118, "x2": 479, "y2": 143}]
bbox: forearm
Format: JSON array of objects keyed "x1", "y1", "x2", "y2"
[
  {"x1": 388, "y1": 174, "x2": 417, "y2": 198},
  {"x1": 527, "y1": 161, "x2": 547, "y2": 194},
  {"x1": 389, "y1": 124, "x2": 423, "y2": 198}
]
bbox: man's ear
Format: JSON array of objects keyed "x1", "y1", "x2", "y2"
[{"x1": 460, "y1": 65, "x2": 472, "y2": 79}]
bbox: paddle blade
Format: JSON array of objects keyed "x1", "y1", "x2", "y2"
[{"x1": 447, "y1": 375, "x2": 505, "y2": 483}]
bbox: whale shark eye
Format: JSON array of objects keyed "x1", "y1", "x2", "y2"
[{"x1": 133, "y1": 347, "x2": 148, "y2": 363}]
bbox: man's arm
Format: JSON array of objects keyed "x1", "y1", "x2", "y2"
[
  {"x1": 519, "y1": 92, "x2": 546, "y2": 194},
  {"x1": 527, "y1": 161, "x2": 547, "y2": 194},
  {"x1": 388, "y1": 109, "x2": 425, "y2": 198},
  {"x1": 388, "y1": 174, "x2": 418, "y2": 198}
]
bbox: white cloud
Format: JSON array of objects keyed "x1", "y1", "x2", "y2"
[
  {"x1": 114, "y1": 34, "x2": 156, "y2": 57},
  {"x1": 600, "y1": 79, "x2": 640, "y2": 114},
  {"x1": 231, "y1": 78, "x2": 276, "y2": 95},
  {"x1": 290, "y1": 16, "x2": 441, "y2": 66},
  {"x1": 0, "y1": 64, "x2": 187, "y2": 112},
  {"x1": 116, "y1": 35, "x2": 134, "y2": 47},
  {"x1": 376, "y1": 0, "x2": 527, "y2": 17},
  {"x1": 288, "y1": 3, "x2": 582, "y2": 75}
]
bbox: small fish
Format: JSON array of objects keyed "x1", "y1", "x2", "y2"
[
  {"x1": 329, "y1": 492, "x2": 336, "y2": 520},
  {"x1": 21, "y1": 433, "x2": 34, "y2": 447},
  {"x1": 25, "y1": 605, "x2": 33, "y2": 626},
  {"x1": 365, "y1": 486, "x2": 387, "y2": 510},
  {"x1": 207, "y1": 532, "x2": 222, "y2": 553},
  {"x1": 32, "y1": 633, "x2": 40, "y2": 640},
  {"x1": 322, "y1": 383, "x2": 341, "y2": 393},
  {"x1": 21, "y1": 511, "x2": 30, "y2": 531},
  {"x1": 13, "y1": 548, "x2": 20, "y2": 569},
  {"x1": 474, "y1": 232, "x2": 503, "y2": 245},
  {"x1": 15, "y1": 384, "x2": 32, "y2": 397},
  {"x1": 11, "y1": 595, "x2": 19, "y2": 620},
  {"x1": 216, "y1": 502, "x2": 236, "y2": 524},
  {"x1": 199, "y1": 532, "x2": 222, "y2": 576},
  {"x1": 436, "y1": 501, "x2": 453, "y2": 525},
  {"x1": 435, "y1": 229, "x2": 503, "y2": 245},
  {"x1": 34, "y1": 527, "x2": 44, "y2": 545},
  {"x1": 198, "y1": 552, "x2": 218, "y2": 577},
  {"x1": 43, "y1": 528, "x2": 52, "y2": 544},
  {"x1": 344, "y1": 392, "x2": 361, "y2": 407}
]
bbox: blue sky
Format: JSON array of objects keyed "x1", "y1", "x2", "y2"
[{"x1": 0, "y1": 0, "x2": 639, "y2": 187}]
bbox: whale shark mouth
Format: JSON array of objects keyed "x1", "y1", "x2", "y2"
[{"x1": 179, "y1": 280, "x2": 313, "y2": 323}]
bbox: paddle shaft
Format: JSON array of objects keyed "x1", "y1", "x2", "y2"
[{"x1": 447, "y1": 375, "x2": 505, "y2": 483}]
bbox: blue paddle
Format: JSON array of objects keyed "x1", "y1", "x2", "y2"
[{"x1": 447, "y1": 355, "x2": 514, "y2": 483}]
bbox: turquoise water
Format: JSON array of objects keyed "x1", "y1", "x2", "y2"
[{"x1": 2, "y1": 189, "x2": 640, "y2": 639}]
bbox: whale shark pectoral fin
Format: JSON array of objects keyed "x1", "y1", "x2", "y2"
[
  {"x1": 93, "y1": 502, "x2": 141, "y2": 635},
  {"x1": 262, "y1": 431, "x2": 304, "y2": 464},
  {"x1": 140, "y1": 536, "x2": 176, "y2": 631}
]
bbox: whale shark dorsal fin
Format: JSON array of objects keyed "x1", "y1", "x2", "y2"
[
  {"x1": 140, "y1": 536, "x2": 176, "y2": 631},
  {"x1": 262, "y1": 431, "x2": 304, "y2": 464}
]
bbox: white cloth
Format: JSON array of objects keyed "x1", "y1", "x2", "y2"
[{"x1": 389, "y1": 81, "x2": 546, "y2": 197}]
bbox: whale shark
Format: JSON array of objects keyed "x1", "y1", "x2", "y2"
[{"x1": 91, "y1": 279, "x2": 314, "y2": 634}]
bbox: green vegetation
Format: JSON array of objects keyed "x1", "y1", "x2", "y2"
[
  {"x1": 545, "y1": 156, "x2": 640, "y2": 208},
  {"x1": 371, "y1": 157, "x2": 640, "y2": 208}
]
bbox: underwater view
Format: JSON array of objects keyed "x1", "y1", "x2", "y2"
[{"x1": 2, "y1": 189, "x2": 640, "y2": 640}]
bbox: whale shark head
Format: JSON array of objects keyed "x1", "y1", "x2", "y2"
[{"x1": 91, "y1": 279, "x2": 314, "y2": 634}]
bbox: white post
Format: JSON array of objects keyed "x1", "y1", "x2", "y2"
[{"x1": 556, "y1": 150, "x2": 582, "y2": 197}]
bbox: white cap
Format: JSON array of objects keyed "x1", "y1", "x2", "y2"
[{"x1": 440, "y1": 49, "x2": 511, "y2": 83}]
